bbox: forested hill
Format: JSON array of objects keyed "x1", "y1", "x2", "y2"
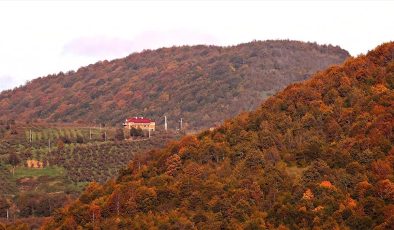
[
  {"x1": 0, "y1": 40, "x2": 348, "y2": 131},
  {"x1": 41, "y1": 42, "x2": 393, "y2": 229}
]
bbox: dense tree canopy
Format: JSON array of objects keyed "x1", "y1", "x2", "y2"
[
  {"x1": 0, "y1": 40, "x2": 348, "y2": 131},
  {"x1": 42, "y1": 43, "x2": 393, "y2": 229}
]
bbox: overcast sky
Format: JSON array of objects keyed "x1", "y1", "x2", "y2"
[{"x1": 0, "y1": 0, "x2": 393, "y2": 92}]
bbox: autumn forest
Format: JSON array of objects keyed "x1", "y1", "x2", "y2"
[{"x1": 0, "y1": 41, "x2": 393, "y2": 229}]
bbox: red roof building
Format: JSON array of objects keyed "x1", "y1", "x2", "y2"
[
  {"x1": 126, "y1": 117, "x2": 153, "y2": 123},
  {"x1": 123, "y1": 117, "x2": 155, "y2": 131}
]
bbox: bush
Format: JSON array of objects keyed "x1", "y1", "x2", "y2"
[
  {"x1": 115, "y1": 128, "x2": 125, "y2": 141},
  {"x1": 76, "y1": 135, "x2": 84, "y2": 144}
]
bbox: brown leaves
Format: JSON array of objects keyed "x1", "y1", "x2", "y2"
[
  {"x1": 375, "y1": 179, "x2": 394, "y2": 201},
  {"x1": 165, "y1": 154, "x2": 181, "y2": 176},
  {"x1": 371, "y1": 160, "x2": 393, "y2": 180}
]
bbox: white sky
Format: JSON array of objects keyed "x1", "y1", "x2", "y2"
[{"x1": 0, "y1": 0, "x2": 393, "y2": 92}]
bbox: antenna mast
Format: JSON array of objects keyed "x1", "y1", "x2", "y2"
[
  {"x1": 164, "y1": 116, "x2": 168, "y2": 131},
  {"x1": 48, "y1": 139, "x2": 51, "y2": 152}
]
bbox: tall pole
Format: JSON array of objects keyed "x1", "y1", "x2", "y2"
[
  {"x1": 29, "y1": 129, "x2": 32, "y2": 143},
  {"x1": 48, "y1": 139, "x2": 51, "y2": 152},
  {"x1": 180, "y1": 118, "x2": 183, "y2": 131},
  {"x1": 148, "y1": 129, "x2": 151, "y2": 138},
  {"x1": 164, "y1": 116, "x2": 168, "y2": 132},
  {"x1": 89, "y1": 128, "x2": 92, "y2": 140},
  {"x1": 116, "y1": 195, "x2": 120, "y2": 216}
]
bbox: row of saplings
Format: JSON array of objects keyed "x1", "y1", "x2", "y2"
[
  {"x1": 43, "y1": 142, "x2": 140, "y2": 183},
  {"x1": 3, "y1": 127, "x2": 148, "y2": 174},
  {"x1": 0, "y1": 193, "x2": 69, "y2": 219}
]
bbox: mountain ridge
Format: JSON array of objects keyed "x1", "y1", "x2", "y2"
[{"x1": 0, "y1": 40, "x2": 349, "y2": 131}]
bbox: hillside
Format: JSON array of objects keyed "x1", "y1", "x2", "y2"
[
  {"x1": 40, "y1": 42, "x2": 393, "y2": 229},
  {"x1": 0, "y1": 40, "x2": 349, "y2": 131},
  {"x1": 0, "y1": 121, "x2": 180, "y2": 226}
]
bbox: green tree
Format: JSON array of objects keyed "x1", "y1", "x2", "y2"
[
  {"x1": 115, "y1": 128, "x2": 125, "y2": 141},
  {"x1": 130, "y1": 127, "x2": 144, "y2": 137},
  {"x1": 8, "y1": 153, "x2": 20, "y2": 175}
]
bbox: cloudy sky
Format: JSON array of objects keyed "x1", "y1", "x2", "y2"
[{"x1": 0, "y1": 0, "x2": 393, "y2": 92}]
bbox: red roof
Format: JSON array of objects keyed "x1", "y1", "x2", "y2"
[{"x1": 126, "y1": 117, "x2": 153, "y2": 123}]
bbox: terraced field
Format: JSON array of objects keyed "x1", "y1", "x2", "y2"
[{"x1": 0, "y1": 121, "x2": 179, "y2": 221}]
